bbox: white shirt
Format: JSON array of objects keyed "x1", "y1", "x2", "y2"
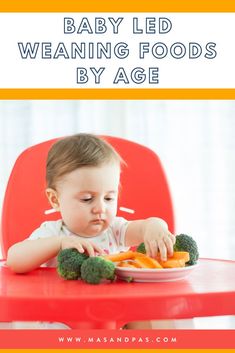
[{"x1": 28, "y1": 217, "x2": 129, "y2": 267}]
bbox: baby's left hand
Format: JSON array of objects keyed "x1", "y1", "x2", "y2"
[{"x1": 143, "y1": 218, "x2": 175, "y2": 261}]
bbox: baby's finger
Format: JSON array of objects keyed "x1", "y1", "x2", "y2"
[
  {"x1": 164, "y1": 235, "x2": 174, "y2": 256},
  {"x1": 158, "y1": 240, "x2": 167, "y2": 261},
  {"x1": 148, "y1": 240, "x2": 159, "y2": 258},
  {"x1": 147, "y1": 239, "x2": 161, "y2": 258},
  {"x1": 75, "y1": 244, "x2": 85, "y2": 253},
  {"x1": 168, "y1": 232, "x2": 176, "y2": 245},
  {"x1": 90, "y1": 242, "x2": 104, "y2": 255},
  {"x1": 82, "y1": 242, "x2": 96, "y2": 257},
  {"x1": 144, "y1": 241, "x2": 152, "y2": 258}
]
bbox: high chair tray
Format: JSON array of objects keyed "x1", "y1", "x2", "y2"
[{"x1": 0, "y1": 258, "x2": 235, "y2": 329}]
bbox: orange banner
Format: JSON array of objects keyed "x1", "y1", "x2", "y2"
[
  {"x1": 0, "y1": 0, "x2": 235, "y2": 12},
  {"x1": 0, "y1": 89, "x2": 235, "y2": 100}
]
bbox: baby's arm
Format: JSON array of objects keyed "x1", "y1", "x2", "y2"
[
  {"x1": 6, "y1": 235, "x2": 103, "y2": 273},
  {"x1": 125, "y1": 217, "x2": 175, "y2": 261},
  {"x1": 6, "y1": 236, "x2": 62, "y2": 273}
]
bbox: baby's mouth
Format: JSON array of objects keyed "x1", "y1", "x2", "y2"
[{"x1": 91, "y1": 219, "x2": 105, "y2": 224}]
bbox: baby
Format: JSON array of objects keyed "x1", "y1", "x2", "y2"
[{"x1": 6, "y1": 133, "x2": 175, "y2": 328}]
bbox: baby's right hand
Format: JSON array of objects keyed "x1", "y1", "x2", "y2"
[{"x1": 60, "y1": 235, "x2": 104, "y2": 257}]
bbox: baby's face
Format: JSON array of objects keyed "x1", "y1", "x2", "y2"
[{"x1": 55, "y1": 162, "x2": 120, "y2": 237}]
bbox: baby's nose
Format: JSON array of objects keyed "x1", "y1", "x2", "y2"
[{"x1": 92, "y1": 199, "x2": 106, "y2": 214}]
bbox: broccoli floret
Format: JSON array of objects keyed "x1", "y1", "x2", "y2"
[
  {"x1": 57, "y1": 248, "x2": 89, "y2": 280},
  {"x1": 174, "y1": 234, "x2": 199, "y2": 265},
  {"x1": 81, "y1": 256, "x2": 115, "y2": 284},
  {"x1": 136, "y1": 242, "x2": 146, "y2": 254},
  {"x1": 125, "y1": 276, "x2": 133, "y2": 283}
]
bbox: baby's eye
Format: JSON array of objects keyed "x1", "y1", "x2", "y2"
[
  {"x1": 81, "y1": 197, "x2": 93, "y2": 202},
  {"x1": 105, "y1": 197, "x2": 115, "y2": 201}
]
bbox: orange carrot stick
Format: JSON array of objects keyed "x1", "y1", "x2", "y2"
[
  {"x1": 133, "y1": 253, "x2": 163, "y2": 269},
  {"x1": 103, "y1": 251, "x2": 135, "y2": 262},
  {"x1": 159, "y1": 258, "x2": 186, "y2": 268},
  {"x1": 117, "y1": 260, "x2": 142, "y2": 268}
]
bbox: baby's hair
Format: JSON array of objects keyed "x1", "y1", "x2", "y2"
[{"x1": 46, "y1": 133, "x2": 124, "y2": 189}]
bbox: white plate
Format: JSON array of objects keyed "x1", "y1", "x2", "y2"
[{"x1": 115, "y1": 263, "x2": 199, "y2": 282}]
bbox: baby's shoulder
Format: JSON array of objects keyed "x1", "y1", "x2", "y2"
[{"x1": 29, "y1": 219, "x2": 64, "y2": 239}]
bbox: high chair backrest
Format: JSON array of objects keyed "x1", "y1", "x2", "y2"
[{"x1": 0, "y1": 136, "x2": 174, "y2": 259}]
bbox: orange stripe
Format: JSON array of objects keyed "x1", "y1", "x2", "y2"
[
  {"x1": 0, "y1": 89, "x2": 235, "y2": 100},
  {"x1": 0, "y1": 349, "x2": 235, "y2": 353},
  {"x1": 0, "y1": 0, "x2": 235, "y2": 12}
]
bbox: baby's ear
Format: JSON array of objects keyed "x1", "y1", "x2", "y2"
[{"x1": 45, "y1": 188, "x2": 60, "y2": 210}]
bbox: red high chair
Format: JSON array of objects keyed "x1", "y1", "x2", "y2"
[{"x1": 0, "y1": 136, "x2": 235, "y2": 330}]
